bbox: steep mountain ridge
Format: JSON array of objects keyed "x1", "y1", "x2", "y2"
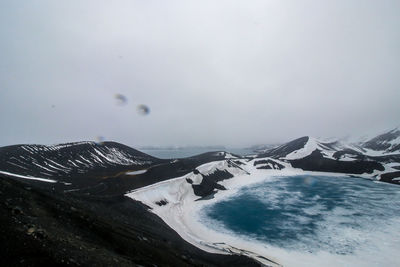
[
  {"x1": 255, "y1": 128, "x2": 400, "y2": 184},
  {"x1": 0, "y1": 141, "x2": 159, "y2": 178},
  {"x1": 257, "y1": 136, "x2": 360, "y2": 161},
  {"x1": 361, "y1": 127, "x2": 400, "y2": 154},
  {"x1": 257, "y1": 136, "x2": 309, "y2": 159}
]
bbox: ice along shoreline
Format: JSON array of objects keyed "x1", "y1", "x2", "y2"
[{"x1": 126, "y1": 158, "x2": 379, "y2": 266}]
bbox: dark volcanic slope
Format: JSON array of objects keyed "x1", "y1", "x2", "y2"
[
  {"x1": 0, "y1": 175, "x2": 260, "y2": 267},
  {"x1": 290, "y1": 150, "x2": 385, "y2": 174},
  {"x1": 363, "y1": 128, "x2": 400, "y2": 153},
  {"x1": 0, "y1": 141, "x2": 159, "y2": 177},
  {"x1": 0, "y1": 141, "x2": 165, "y2": 193},
  {"x1": 257, "y1": 136, "x2": 309, "y2": 158}
]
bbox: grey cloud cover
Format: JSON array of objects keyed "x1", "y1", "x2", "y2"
[{"x1": 0, "y1": 0, "x2": 399, "y2": 147}]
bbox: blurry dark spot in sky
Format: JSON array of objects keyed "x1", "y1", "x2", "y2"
[
  {"x1": 51, "y1": 105, "x2": 55, "y2": 108},
  {"x1": 137, "y1": 105, "x2": 150, "y2": 116},
  {"x1": 114, "y1": 94, "x2": 127, "y2": 105}
]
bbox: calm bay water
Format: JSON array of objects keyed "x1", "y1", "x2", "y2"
[{"x1": 201, "y1": 175, "x2": 400, "y2": 256}]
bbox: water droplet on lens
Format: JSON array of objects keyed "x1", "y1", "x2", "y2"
[
  {"x1": 137, "y1": 104, "x2": 150, "y2": 115},
  {"x1": 114, "y1": 94, "x2": 127, "y2": 105}
]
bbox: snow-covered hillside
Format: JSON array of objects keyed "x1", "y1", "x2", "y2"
[
  {"x1": 258, "y1": 136, "x2": 362, "y2": 161},
  {"x1": 361, "y1": 127, "x2": 400, "y2": 155},
  {"x1": 0, "y1": 141, "x2": 160, "y2": 187}
]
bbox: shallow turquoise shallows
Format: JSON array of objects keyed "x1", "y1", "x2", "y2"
[{"x1": 201, "y1": 175, "x2": 400, "y2": 255}]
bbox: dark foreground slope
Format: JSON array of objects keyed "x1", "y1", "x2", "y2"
[{"x1": 0, "y1": 175, "x2": 260, "y2": 267}]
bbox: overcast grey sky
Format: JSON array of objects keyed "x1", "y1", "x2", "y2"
[{"x1": 0, "y1": 0, "x2": 399, "y2": 147}]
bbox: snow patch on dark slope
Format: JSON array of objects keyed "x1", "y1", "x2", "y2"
[
  {"x1": 257, "y1": 136, "x2": 309, "y2": 159},
  {"x1": 362, "y1": 127, "x2": 400, "y2": 154},
  {"x1": 253, "y1": 159, "x2": 284, "y2": 170}
]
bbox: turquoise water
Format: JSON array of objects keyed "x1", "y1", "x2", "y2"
[{"x1": 202, "y1": 175, "x2": 400, "y2": 255}]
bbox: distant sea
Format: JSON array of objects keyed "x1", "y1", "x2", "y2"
[{"x1": 139, "y1": 148, "x2": 255, "y2": 159}]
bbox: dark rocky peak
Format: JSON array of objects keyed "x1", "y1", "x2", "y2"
[
  {"x1": 0, "y1": 141, "x2": 160, "y2": 180},
  {"x1": 362, "y1": 127, "x2": 400, "y2": 153},
  {"x1": 257, "y1": 136, "x2": 309, "y2": 158}
]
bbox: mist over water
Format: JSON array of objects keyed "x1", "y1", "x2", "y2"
[{"x1": 200, "y1": 176, "x2": 400, "y2": 266}]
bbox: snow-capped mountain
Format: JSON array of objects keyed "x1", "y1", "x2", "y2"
[
  {"x1": 0, "y1": 141, "x2": 163, "y2": 190},
  {"x1": 257, "y1": 127, "x2": 400, "y2": 160},
  {"x1": 255, "y1": 129, "x2": 400, "y2": 184},
  {"x1": 361, "y1": 127, "x2": 400, "y2": 154},
  {"x1": 257, "y1": 136, "x2": 362, "y2": 161}
]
